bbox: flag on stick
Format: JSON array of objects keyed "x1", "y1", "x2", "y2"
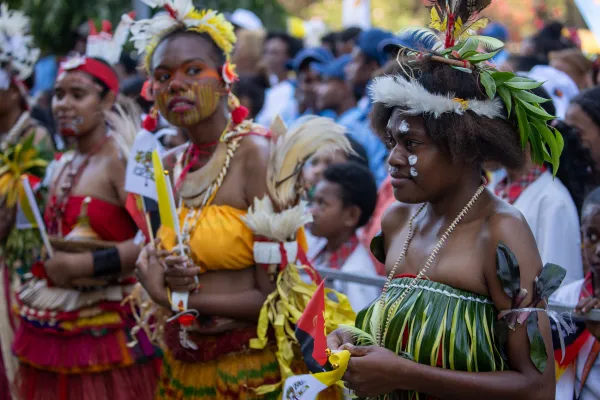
[
  {"x1": 296, "y1": 281, "x2": 328, "y2": 373},
  {"x1": 17, "y1": 175, "x2": 53, "y2": 257},
  {"x1": 151, "y1": 149, "x2": 180, "y2": 236}
]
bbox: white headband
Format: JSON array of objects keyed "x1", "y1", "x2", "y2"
[{"x1": 369, "y1": 75, "x2": 504, "y2": 119}]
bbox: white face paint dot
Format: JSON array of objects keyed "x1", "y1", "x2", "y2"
[
  {"x1": 408, "y1": 155, "x2": 418, "y2": 166},
  {"x1": 399, "y1": 120, "x2": 410, "y2": 133},
  {"x1": 410, "y1": 167, "x2": 418, "y2": 177}
]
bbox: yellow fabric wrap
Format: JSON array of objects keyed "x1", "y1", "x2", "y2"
[{"x1": 250, "y1": 265, "x2": 356, "y2": 394}]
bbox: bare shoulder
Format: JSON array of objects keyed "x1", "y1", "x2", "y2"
[
  {"x1": 483, "y1": 196, "x2": 543, "y2": 307},
  {"x1": 237, "y1": 133, "x2": 271, "y2": 162},
  {"x1": 381, "y1": 201, "x2": 419, "y2": 237}
]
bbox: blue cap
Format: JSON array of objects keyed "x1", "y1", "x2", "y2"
[
  {"x1": 311, "y1": 55, "x2": 351, "y2": 80},
  {"x1": 356, "y1": 29, "x2": 394, "y2": 66},
  {"x1": 481, "y1": 23, "x2": 509, "y2": 42},
  {"x1": 287, "y1": 47, "x2": 335, "y2": 72}
]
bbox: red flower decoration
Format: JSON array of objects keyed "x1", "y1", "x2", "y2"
[
  {"x1": 178, "y1": 314, "x2": 195, "y2": 327},
  {"x1": 231, "y1": 105, "x2": 249, "y2": 125},
  {"x1": 142, "y1": 112, "x2": 158, "y2": 132}
]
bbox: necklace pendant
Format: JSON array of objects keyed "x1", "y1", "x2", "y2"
[{"x1": 179, "y1": 327, "x2": 198, "y2": 350}]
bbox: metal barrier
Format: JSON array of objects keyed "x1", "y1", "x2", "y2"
[{"x1": 314, "y1": 267, "x2": 386, "y2": 287}]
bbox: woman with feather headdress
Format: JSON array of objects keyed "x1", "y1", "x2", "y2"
[
  {"x1": 128, "y1": 1, "x2": 355, "y2": 399},
  {"x1": 11, "y1": 14, "x2": 162, "y2": 400},
  {"x1": 327, "y1": 1, "x2": 567, "y2": 399}
]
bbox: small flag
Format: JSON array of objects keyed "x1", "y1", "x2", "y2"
[
  {"x1": 125, "y1": 129, "x2": 161, "y2": 201},
  {"x1": 282, "y1": 350, "x2": 350, "y2": 400},
  {"x1": 125, "y1": 192, "x2": 150, "y2": 241},
  {"x1": 296, "y1": 281, "x2": 328, "y2": 373},
  {"x1": 151, "y1": 150, "x2": 180, "y2": 236},
  {"x1": 17, "y1": 176, "x2": 53, "y2": 257}
]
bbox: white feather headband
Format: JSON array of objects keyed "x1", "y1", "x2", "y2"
[
  {"x1": 0, "y1": 4, "x2": 40, "y2": 85},
  {"x1": 369, "y1": 75, "x2": 504, "y2": 119}
]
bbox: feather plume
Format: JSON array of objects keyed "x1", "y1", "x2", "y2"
[
  {"x1": 242, "y1": 197, "x2": 313, "y2": 242},
  {"x1": 105, "y1": 95, "x2": 142, "y2": 155},
  {"x1": 369, "y1": 75, "x2": 503, "y2": 119},
  {"x1": 429, "y1": 0, "x2": 493, "y2": 46},
  {"x1": 86, "y1": 13, "x2": 133, "y2": 65},
  {"x1": 0, "y1": 4, "x2": 39, "y2": 81},
  {"x1": 266, "y1": 116, "x2": 352, "y2": 210},
  {"x1": 394, "y1": 27, "x2": 443, "y2": 52}
]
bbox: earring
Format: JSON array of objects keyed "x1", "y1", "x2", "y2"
[{"x1": 408, "y1": 155, "x2": 418, "y2": 177}]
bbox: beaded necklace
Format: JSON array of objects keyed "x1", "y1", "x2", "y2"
[{"x1": 377, "y1": 183, "x2": 486, "y2": 346}]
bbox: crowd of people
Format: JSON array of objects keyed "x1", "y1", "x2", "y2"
[{"x1": 1, "y1": 0, "x2": 600, "y2": 399}]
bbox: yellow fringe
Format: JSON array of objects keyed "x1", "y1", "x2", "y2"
[{"x1": 250, "y1": 265, "x2": 356, "y2": 394}]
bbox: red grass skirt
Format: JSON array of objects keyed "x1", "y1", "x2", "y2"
[
  {"x1": 0, "y1": 347, "x2": 10, "y2": 400},
  {"x1": 16, "y1": 359, "x2": 160, "y2": 400}
]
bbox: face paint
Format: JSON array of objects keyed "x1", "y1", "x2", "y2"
[
  {"x1": 58, "y1": 116, "x2": 85, "y2": 136},
  {"x1": 408, "y1": 154, "x2": 418, "y2": 177},
  {"x1": 153, "y1": 61, "x2": 224, "y2": 127},
  {"x1": 399, "y1": 120, "x2": 410, "y2": 133}
]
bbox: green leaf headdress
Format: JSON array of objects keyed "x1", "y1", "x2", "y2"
[{"x1": 372, "y1": 0, "x2": 563, "y2": 175}]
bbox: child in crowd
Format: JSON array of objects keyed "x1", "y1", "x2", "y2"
[
  {"x1": 308, "y1": 162, "x2": 379, "y2": 312},
  {"x1": 554, "y1": 188, "x2": 600, "y2": 400}
]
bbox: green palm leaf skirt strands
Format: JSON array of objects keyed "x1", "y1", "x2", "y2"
[{"x1": 355, "y1": 278, "x2": 508, "y2": 400}]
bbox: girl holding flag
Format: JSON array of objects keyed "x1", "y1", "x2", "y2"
[
  {"x1": 12, "y1": 15, "x2": 160, "y2": 400},
  {"x1": 129, "y1": 1, "x2": 354, "y2": 398}
]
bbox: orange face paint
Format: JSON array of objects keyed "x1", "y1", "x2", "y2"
[{"x1": 153, "y1": 61, "x2": 225, "y2": 126}]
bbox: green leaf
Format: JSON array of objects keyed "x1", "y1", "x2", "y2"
[
  {"x1": 554, "y1": 127, "x2": 565, "y2": 155},
  {"x1": 515, "y1": 98, "x2": 555, "y2": 121},
  {"x1": 491, "y1": 72, "x2": 516, "y2": 85},
  {"x1": 460, "y1": 50, "x2": 479, "y2": 59},
  {"x1": 451, "y1": 66, "x2": 473, "y2": 74},
  {"x1": 480, "y1": 71, "x2": 496, "y2": 99},
  {"x1": 513, "y1": 90, "x2": 551, "y2": 104},
  {"x1": 504, "y1": 80, "x2": 544, "y2": 90},
  {"x1": 496, "y1": 243, "x2": 521, "y2": 299},
  {"x1": 467, "y1": 35, "x2": 505, "y2": 52},
  {"x1": 466, "y1": 49, "x2": 501, "y2": 63},
  {"x1": 535, "y1": 263, "x2": 567, "y2": 299},
  {"x1": 528, "y1": 124, "x2": 546, "y2": 165},
  {"x1": 458, "y1": 37, "x2": 479, "y2": 58},
  {"x1": 497, "y1": 86, "x2": 512, "y2": 116},
  {"x1": 531, "y1": 120, "x2": 559, "y2": 175},
  {"x1": 527, "y1": 313, "x2": 547, "y2": 373},
  {"x1": 440, "y1": 43, "x2": 463, "y2": 55},
  {"x1": 515, "y1": 104, "x2": 530, "y2": 149}
]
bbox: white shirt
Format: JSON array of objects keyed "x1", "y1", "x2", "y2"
[
  {"x1": 511, "y1": 171, "x2": 583, "y2": 286},
  {"x1": 308, "y1": 236, "x2": 380, "y2": 313},
  {"x1": 255, "y1": 80, "x2": 298, "y2": 128},
  {"x1": 553, "y1": 279, "x2": 600, "y2": 400}
]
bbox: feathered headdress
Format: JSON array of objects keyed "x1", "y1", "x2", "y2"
[
  {"x1": 373, "y1": 0, "x2": 564, "y2": 176},
  {"x1": 129, "y1": 0, "x2": 236, "y2": 71},
  {"x1": 86, "y1": 13, "x2": 134, "y2": 66},
  {"x1": 0, "y1": 4, "x2": 40, "y2": 88}
]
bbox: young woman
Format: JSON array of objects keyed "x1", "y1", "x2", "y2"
[
  {"x1": 0, "y1": 6, "x2": 53, "y2": 397},
  {"x1": 129, "y1": 3, "x2": 352, "y2": 398},
  {"x1": 12, "y1": 51, "x2": 159, "y2": 399},
  {"x1": 327, "y1": 4, "x2": 562, "y2": 398}
]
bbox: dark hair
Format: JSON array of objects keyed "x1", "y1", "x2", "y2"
[
  {"x1": 510, "y1": 54, "x2": 548, "y2": 72},
  {"x1": 265, "y1": 32, "x2": 304, "y2": 59},
  {"x1": 152, "y1": 30, "x2": 227, "y2": 70},
  {"x1": 119, "y1": 52, "x2": 139, "y2": 76},
  {"x1": 323, "y1": 162, "x2": 377, "y2": 228},
  {"x1": 321, "y1": 32, "x2": 338, "y2": 56},
  {"x1": 232, "y1": 76, "x2": 266, "y2": 118},
  {"x1": 571, "y1": 86, "x2": 600, "y2": 130},
  {"x1": 550, "y1": 120, "x2": 596, "y2": 214},
  {"x1": 345, "y1": 134, "x2": 369, "y2": 167},
  {"x1": 339, "y1": 27, "x2": 363, "y2": 43},
  {"x1": 583, "y1": 187, "x2": 600, "y2": 219},
  {"x1": 371, "y1": 59, "x2": 525, "y2": 169},
  {"x1": 531, "y1": 21, "x2": 575, "y2": 57}
]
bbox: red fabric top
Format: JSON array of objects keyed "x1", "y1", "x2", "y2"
[{"x1": 44, "y1": 195, "x2": 137, "y2": 242}]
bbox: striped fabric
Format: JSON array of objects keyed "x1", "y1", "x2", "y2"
[{"x1": 356, "y1": 278, "x2": 507, "y2": 400}]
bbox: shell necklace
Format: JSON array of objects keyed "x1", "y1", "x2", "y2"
[{"x1": 376, "y1": 183, "x2": 486, "y2": 347}]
